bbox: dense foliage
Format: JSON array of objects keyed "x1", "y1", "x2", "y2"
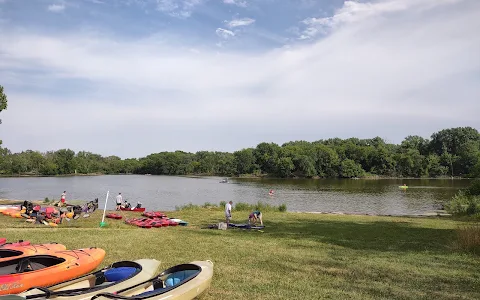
[
  {"x1": 446, "y1": 179, "x2": 480, "y2": 217},
  {"x1": 1, "y1": 127, "x2": 480, "y2": 178}
]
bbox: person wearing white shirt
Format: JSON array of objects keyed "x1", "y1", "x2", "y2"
[
  {"x1": 116, "y1": 193, "x2": 123, "y2": 210},
  {"x1": 225, "y1": 201, "x2": 233, "y2": 225}
]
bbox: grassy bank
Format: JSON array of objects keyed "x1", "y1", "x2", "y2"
[{"x1": 1, "y1": 205, "x2": 479, "y2": 299}]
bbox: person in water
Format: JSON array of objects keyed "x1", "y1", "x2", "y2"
[
  {"x1": 225, "y1": 201, "x2": 233, "y2": 226},
  {"x1": 248, "y1": 210, "x2": 263, "y2": 225}
]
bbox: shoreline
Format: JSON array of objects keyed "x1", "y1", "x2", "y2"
[
  {"x1": 0, "y1": 199, "x2": 452, "y2": 218},
  {"x1": 0, "y1": 173, "x2": 471, "y2": 180}
]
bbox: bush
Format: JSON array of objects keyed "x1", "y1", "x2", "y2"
[
  {"x1": 43, "y1": 197, "x2": 50, "y2": 203},
  {"x1": 202, "y1": 202, "x2": 217, "y2": 209},
  {"x1": 455, "y1": 225, "x2": 480, "y2": 255},
  {"x1": 466, "y1": 179, "x2": 480, "y2": 196},
  {"x1": 278, "y1": 204, "x2": 287, "y2": 212},
  {"x1": 175, "y1": 203, "x2": 202, "y2": 211},
  {"x1": 219, "y1": 201, "x2": 227, "y2": 208},
  {"x1": 234, "y1": 201, "x2": 287, "y2": 212}
]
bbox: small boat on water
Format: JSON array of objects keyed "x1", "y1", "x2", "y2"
[
  {"x1": 18, "y1": 259, "x2": 161, "y2": 300},
  {"x1": 90, "y1": 260, "x2": 214, "y2": 300},
  {"x1": 0, "y1": 248, "x2": 106, "y2": 295},
  {"x1": 0, "y1": 243, "x2": 66, "y2": 263}
]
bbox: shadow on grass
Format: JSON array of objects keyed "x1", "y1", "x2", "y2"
[
  {"x1": 196, "y1": 218, "x2": 457, "y2": 253},
  {"x1": 263, "y1": 218, "x2": 456, "y2": 252}
]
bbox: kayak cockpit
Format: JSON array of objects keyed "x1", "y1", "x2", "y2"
[
  {"x1": 92, "y1": 263, "x2": 202, "y2": 299},
  {"x1": 22, "y1": 261, "x2": 142, "y2": 298},
  {"x1": 0, "y1": 255, "x2": 66, "y2": 275},
  {"x1": 0, "y1": 249, "x2": 23, "y2": 258}
]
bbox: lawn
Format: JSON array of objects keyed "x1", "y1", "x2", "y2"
[{"x1": 1, "y1": 204, "x2": 479, "y2": 300}]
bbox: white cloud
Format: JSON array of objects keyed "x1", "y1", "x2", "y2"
[
  {"x1": 47, "y1": 4, "x2": 65, "y2": 13},
  {"x1": 223, "y1": 0, "x2": 247, "y2": 7},
  {"x1": 215, "y1": 28, "x2": 235, "y2": 39},
  {"x1": 0, "y1": 0, "x2": 479, "y2": 157},
  {"x1": 299, "y1": 0, "x2": 463, "y2": 38},
  {"x1": 156, "y1": 0, "x2": 203, "y2": 18},
  {"x1": 227, "y1": 17, "x2": 255, "y2": 28}
]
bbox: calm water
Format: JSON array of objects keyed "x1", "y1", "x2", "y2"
[{"x1": 0, "y1": 175, "x2": 472, "y2": 215}]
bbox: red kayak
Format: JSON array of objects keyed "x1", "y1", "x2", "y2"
[
  {"x1": 142, "y1": 211, "x2": 167, "y2": 218},
  {"x1": 106, "y1": 213, "x2": 122, "y2": 219},
  {"x1": 120, "y1": 207, "x2": 146, "y2": 212},
  {"x1": 0, "y1": 240, "x2": 31, "y2": 247}
]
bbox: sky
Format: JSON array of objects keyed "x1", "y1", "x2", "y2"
[{"x1": 0, "y1": 0, "x2": 479, "y2": 159}]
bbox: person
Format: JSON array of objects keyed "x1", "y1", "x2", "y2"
[
  {"x1": 59, "y1": 191, "x2": 66, "y2": 207},
  {"x1": 135, "y1": 202, "x2": 142, "y2": 209},
  {"x1": 225, "y1": 201, "x2": 233, "y2": 226},
  {"x1": 123, "y1": 199, "x2": 131, "y2": 209},
  {"x1": 248, "y1": 210, "x2": 263, "y2": 225},
  {"x1": 116, "y1": 193, "x2": 123, "y2": 210}
]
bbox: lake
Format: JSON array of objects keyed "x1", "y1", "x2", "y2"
[{"x1": 0, "y1": 175, "x2": 472, "y2": 215}]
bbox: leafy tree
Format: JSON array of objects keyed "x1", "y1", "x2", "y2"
[
  {"x1": 233, "y1": 148, "x2": 256, "y2": 175},
  {"x1": 339, "y1": 159, "x2": 365, "y2": 178}
]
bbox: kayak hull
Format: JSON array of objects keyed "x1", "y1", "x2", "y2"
[
  {"x1": 0, "y1": 248, "x2": 105, "y2": 295},
  {"x1": 19, "y1": 259, "x2": 161, "y2": 300},
  {"x1": 0, "y1": 243, "x2": 66, "y2": 263},
  {"x1": 120, "y1": 207, "x2": 146, "y2": 212}
]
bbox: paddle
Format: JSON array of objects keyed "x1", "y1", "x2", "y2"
[{"x1": 100, "y1": 191, "x2": 109, "y2": 228}]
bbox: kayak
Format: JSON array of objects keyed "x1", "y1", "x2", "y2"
[
  {"x1": 120, "y1": 207, "x2": 146, "y2": 212},
  {"x1": 18, "y1": 259, "x2": 161, "y2": 300},
  {"x1": 0, "y1": 238, "x2": 5, "y2": 246},
  {"x1": 91, "y1": 260, "x2": 214, "y2": 300},
  {"x1": 125, "y1": 218, "x2": 178, "y2": 228},
  {"x1": 0, "y1": 248, "x2": 106, "y2": 295},
  {"x1": 142, "y1": 212, "x2": 167, "y2": 219},
  {"x1": 106, "y1": 213, "x2": 122, "y2": 220},
  {"x1": 399, "y1": 186, "x2": 408, "y2": 189},
  {"x1": 0, "y1": 243, "x2": 66, "y2": 263},
  {"x1": 168, "y1": 219, "x2": 188, "y2": 226},
  {"x1": 228, "y1": 223, "x2": 265, "y2": 230},
  {"x1": 0, "y1": 240, "x2": 31, "y2": 247}
]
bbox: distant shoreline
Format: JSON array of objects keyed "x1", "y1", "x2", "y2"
[{"x1": 0, "y1": 173, "x2": 470, "y2": 180}]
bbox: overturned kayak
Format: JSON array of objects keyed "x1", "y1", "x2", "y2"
[
  {"x1": 106, "y1": 213, "x2": 122, "y2": 220},
  {"x1": 91, "y1": 260, "x2": 213, "y2": 300},
  {"x1": 0, "y1": 248, "x2": 106, "y2": 295},
  {"x1": 0, "y1": 243, "x2": 66, "y2": 263},
  {"x1": 18, "y1": 259, "x2": 161, "y2": 300}
]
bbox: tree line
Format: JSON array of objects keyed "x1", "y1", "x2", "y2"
[
  {"x1": 1, "y1": 127, "x2": 479, "y2": 178},
  {"x1": 0, "y1": 85, "x2": 479, "y2": 178}
]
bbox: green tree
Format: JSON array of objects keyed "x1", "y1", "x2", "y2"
[
  {"x1": 339, "y1": 159, "x2": 365, "y2": 178},
  {"x1": 233, "y1": 148, "x2": 256, "y2": 175}
]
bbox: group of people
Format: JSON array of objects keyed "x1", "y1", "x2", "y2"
[
  {"x1": 115, "y1": 193, "x2": 142, "y2": 210},
  {"x1": 224, "y1": 200, "x2": 263, "y2": 227}
]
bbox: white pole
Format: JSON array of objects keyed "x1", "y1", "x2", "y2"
[{"x1": 101, "y1": 190, "x2": 109, "y2": 224}]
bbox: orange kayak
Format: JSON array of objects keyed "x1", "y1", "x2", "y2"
[
  {"x1": 0, "y1": 247, "x2": 106, "y2": 295},
  {"x1": 0, "y1": 243, "x2": 66, "y2": 263}
]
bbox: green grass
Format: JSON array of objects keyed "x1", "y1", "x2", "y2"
[{"x1": 1, "y1": 205, "x2": 480, "y2": 299}]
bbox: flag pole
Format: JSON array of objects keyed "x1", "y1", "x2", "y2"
[{"x1": 100, "y1": 190, "x2": 109, "y2": 227}]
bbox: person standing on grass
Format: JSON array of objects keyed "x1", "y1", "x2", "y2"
[
  {"x1": 59, "y1": 191, "x2": 66, "y2": 207},
  {"x1": 225, "y1": 201, "x2": 233, "y2": 226},
  {"x1": 116, "y1": 193, "x2": 123, "y2": 210}
]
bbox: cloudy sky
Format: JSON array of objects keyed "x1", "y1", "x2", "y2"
[{"x1": 0, "y1": 0, "x2": 479, "y2": 158}]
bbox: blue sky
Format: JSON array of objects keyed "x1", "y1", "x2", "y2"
[{"x1": 0, "y1": 0, "x2": 479, "y2": 158}]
